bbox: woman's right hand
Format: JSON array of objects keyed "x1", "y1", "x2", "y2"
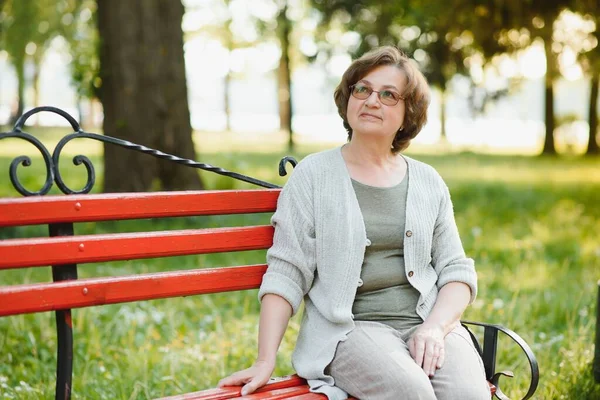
[
  {"x1": 217, "y1": 359, "x2": 275, "y2": 396},
  {"x1": 218, "y1": 294, "x2": 292, "y2": 395}
]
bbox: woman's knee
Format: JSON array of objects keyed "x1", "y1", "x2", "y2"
[
  {"x1": 388, "y1": 371, "x2": 437, "y2": 400},
  {"x1": 433, "y1": 327, "x2": 490, "y2": 400},
  {"x1": 337, "y1": 369, "x2": 436, "y2": 400},
  {"x1": 330, "y1": 347, "x2": 436, "y2": 399},
  {"x1": 328, "y1": 323, "x2": 437, "y2": 399}
]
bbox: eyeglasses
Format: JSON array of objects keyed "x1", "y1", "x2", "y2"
[{"x1": 349, "y1": 83, "x2": 404, "y2": 106}]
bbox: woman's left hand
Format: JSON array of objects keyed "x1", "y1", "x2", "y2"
[{"x1": 407, "y1": 322, "x2": 446, "y2": 378}]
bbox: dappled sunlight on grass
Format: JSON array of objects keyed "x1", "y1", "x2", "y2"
[
  {"x1": 457, "y1": 174, "x2": 600, "y2": 399},
  {"x1": 425, "y1": 154, "x2": 600, "y2": 184}
]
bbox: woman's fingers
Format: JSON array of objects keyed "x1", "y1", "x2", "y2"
[
  {"x1": 425, "y1": 343, "x2": 443, "y2": 377},
  {"x1": 436, "y1": 346, "x2": 446, "y2": 369},
  {"x1": 218, "y1": 362, "x2": 273, "y2": 396},
  {"x1": 241, "y1": 365, "x2": 273, "y2": 395},
  {"x1": 408, "y1": 323, "x2": 447, "y2": 377},
  {"x1": 421, "y1": 340, "x2": 438, "y2": 376},
  {"x1": 423, "y1": 344, "x2": 435, "y2": 376},
  {"x1": 413, "y1": 337, "x2": 426, "y2": 367},
  {"x1": 241, "y1": 374, "x2": 269, "y2": 396},
  {"x1": 217, "y1": 369, "x2": 252, "y2": 388},
  {"x1": 409, "y1": 334, "x2": 445, "y2": 377}
]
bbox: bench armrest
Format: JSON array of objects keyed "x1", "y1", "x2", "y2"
[{"x1": 462, "y1": 321, "x2": 539, "y2": 400}]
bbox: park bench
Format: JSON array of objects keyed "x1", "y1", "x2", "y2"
[{"x1": 0, "y1": 107, "x2": 539, "y2": 400}]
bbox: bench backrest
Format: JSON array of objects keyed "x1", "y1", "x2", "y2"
[{"x1": 0, "y1": 189, "x2": 281, "y2": 317}]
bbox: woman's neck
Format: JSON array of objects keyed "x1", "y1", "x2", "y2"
[{"x1": 343, "y1": 139, "x2": 398, "y2": 168}]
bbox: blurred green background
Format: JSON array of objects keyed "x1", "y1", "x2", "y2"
[{"x1": 1, "y1": 0, "x2": 600, "y2": 399}]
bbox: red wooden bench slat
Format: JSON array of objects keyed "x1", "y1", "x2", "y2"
[
  {"x1": 0, "y1": 264, "x2": 268, "y2": 316},
  {"x1": 233, "y1": 386, "x2": 310, "y2": 399},
  {"x1": 157, "y1": 387, "x2": 241, "y2": 400},
  {"x1": 157, "y1": 375, "x2": 306, "y2": 400},
  {"x1": 0, "y1": 189, "x2": 280, "y2": 227},
  {"x1": 282, "y1": 394, "x2": 327, "y2": 399},
  {"x1": 0, "y1": 226, "x2": 274, "y2": 270}
]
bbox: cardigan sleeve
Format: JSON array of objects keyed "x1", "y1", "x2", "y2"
[
  {"x1": 258, "y1": 163, "x2": 317, "y2": 316},
  {"x1": 431, "y1": 179, "x2": 478, "y2": 303}
]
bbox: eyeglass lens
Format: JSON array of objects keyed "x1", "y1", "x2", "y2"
[{"x1": 351, "y1": 84, "x2": 402, "y2": 106}]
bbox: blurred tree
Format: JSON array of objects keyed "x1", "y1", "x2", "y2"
[
  {"x1": 584, "y1": 40, "x2": 599, "y2": 155},
  {"x1": 521, "y1": 2, "x2": 568, "y2": 155},
  {"x1": 60, "y1": 0, "x2": 100, "y2": 127},
  {"x1": 0, "y1": 1, "x2": 32, "y2": 122},
  {"x1": 310, "y1": 0, "x2": 479, "y2": 141},
  {"x1": 399, "y1": 2, "x2": 483, "y2": 141},
  {"x1": 469, "y1": 0, "x2": 573, "y2": 155},
  {"x1": 184, "y1": 0, "x2": 313, "y2": 151},
  {"x1": 255, "y1": 0, "x2": 312, "y2": 152},
  {"x1": 29, "y1": 1, "x2": 69, "y2": 111},
  {"x1": 572, "y1": 1, "x2": 599, "y2": 155},
  {"x1": 275, "y1": 1, "x2": 294, "y2": 150},
  {"x1": 97, "y1": 0, "x2": 203, "y2": 192},
  {"x1": 184, "y1": 0, "x2": 256, "y2": 132},
  {"x1": 0, "y1": 0, "x2": 58, "y2": 124}
]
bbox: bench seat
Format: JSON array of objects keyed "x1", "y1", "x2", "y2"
[{"x1": 156, "y1": 374, "x2": 496, "y2": 399}]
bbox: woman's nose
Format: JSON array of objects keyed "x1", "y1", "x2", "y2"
[{"x1": 365, "y1": 91, "x2": 381, "y2": 107}]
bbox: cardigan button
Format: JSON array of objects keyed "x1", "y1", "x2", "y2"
[
  {"x1": 408, "y1": 271, "x2": 414, "y2": 278},
  {"x1": 365, "y1": 239, "x2": 372, "y2": 246},
  {"x1": 406, "y1": 230, "x2": 413, "y2": 237},
  {"x1": 357, "y1": 278, "x2": 364, "y2": 287}
]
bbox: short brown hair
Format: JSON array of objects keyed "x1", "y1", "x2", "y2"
[{"x1": 334, "y1": 46, "x2": 430, "y2": 153}]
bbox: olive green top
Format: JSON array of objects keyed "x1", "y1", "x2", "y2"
[{"x1": 351, "y1": 175, "x2": 423, "y2": 332}]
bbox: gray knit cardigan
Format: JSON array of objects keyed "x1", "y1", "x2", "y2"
[{"x1": 257, "y1": 146, "x2": 477, "y2": 399}]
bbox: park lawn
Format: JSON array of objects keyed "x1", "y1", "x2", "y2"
[{"x1": 0, "y1": 129, "x2": 599, "y2": 399}]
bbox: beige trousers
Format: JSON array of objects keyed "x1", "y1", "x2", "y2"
[{"x1": 327, "y1": 321, "x2": 490, "y2": 400}]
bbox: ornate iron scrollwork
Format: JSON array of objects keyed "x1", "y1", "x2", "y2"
[{"x1": 0, "y1": 106, "x2": 297, "y2": 196}]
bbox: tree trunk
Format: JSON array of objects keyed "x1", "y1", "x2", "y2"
[
  {"x1": 76, "y1": 95, "x2": 85, "y2": 128},
  {"x1": 90, "y1": 98, "x2": 98, "y2": 128},
  {"x1": 595, "y1": 282, "x2": 600, "y2": 383},
  {"x1": 224, "y1": 71, "x2": 231, "y2": 132},
  {"x1": 97, "y1": 0, "x2": 202, "y2": 192},
  {"x1": 586, "y1": 72, "x2": 599, "y2": 156},
  {"x1": 439, "y1": 88, "x2": 447, "y2": 141},
  {"x1": 224, "y1": 21, "x2": 232, "y2": 132},
  {"x1": 10, "y1": 60, "x2": 25, "y2": 126},
  {"x1": 542, "y1": 38, "x2": 556, "y2": 155},
  {"x1": 277, "y1": 4, "x2": 293, "y2": 152},
  {"x1": 32, "y1": 58, "x2": 41, "y2": 126}
]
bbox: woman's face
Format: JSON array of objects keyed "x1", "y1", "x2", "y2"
[{"x1": 346, "y1": 65, "x2": 407, "y2": 141}]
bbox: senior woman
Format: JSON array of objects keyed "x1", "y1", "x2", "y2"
[{"x1": 218, "y1": 46, "x2": 489, "y2": 400}]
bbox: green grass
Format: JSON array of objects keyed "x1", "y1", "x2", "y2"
[{"x1": 1, "y1": 129, "x2": 600, "y2": 399}]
